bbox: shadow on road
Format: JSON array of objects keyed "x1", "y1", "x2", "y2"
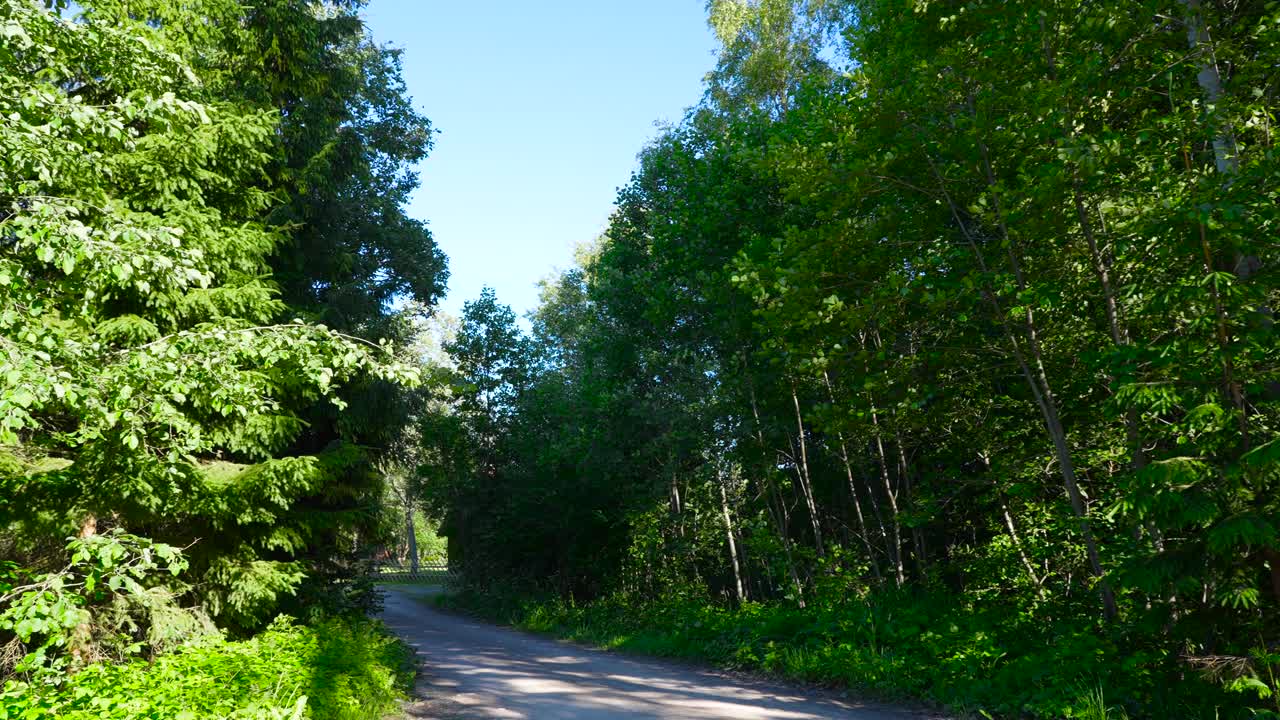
[{"x1": 379, "y1": 585, "x2": 938, "y2": 720}]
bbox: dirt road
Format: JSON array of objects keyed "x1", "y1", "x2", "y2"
[{"x1": 380, "y1": 585, "x2": 940, "y2": 720}]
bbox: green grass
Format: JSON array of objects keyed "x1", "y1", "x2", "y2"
[
  {"x1": 373, "y1": 569, "x2": 452, "y2": 585},
  {"x1": 1074, "y1": 685, "x2": 1130, "y2": 720},
  {"x1": 0, "y1": 616, "x2": 414, "y2": 720},
  {"x1": 438, "y1": 588, "x2": 1238, "y2": 719}
]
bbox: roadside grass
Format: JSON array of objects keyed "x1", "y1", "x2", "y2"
[
  {"x1": 1, "y1": 616, "x2": 414, "y2": 720},
  {"x1": 436, "y1": 588, "x2": 1234, "y2": 720},
  {"x1": 374, "y1": 571, "x2": 452, "y2": 585},
  {"x1": 371, "y1": 565, "x2": 453, "y2": 586}
]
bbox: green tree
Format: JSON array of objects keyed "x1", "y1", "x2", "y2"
[{"x1": 0, "y1": 0, "x2": 421, "y2": 657}]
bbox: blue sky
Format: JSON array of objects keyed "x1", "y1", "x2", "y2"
[{"x1": 361, "y1": 1, "x2": 719, "y2": 321}]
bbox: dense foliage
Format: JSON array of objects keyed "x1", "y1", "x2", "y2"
[
  {"x1": 428, "y1": 0, "x2": 1279, "y2": 717},
  {"x1": 0, "y1": 0, "x2": 442, "y2": 707},
  {"x1": 1, "y1": 615, "x2": 410, "y2": 720}
]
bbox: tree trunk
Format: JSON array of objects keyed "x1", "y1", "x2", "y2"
[
  {"x1": 823, "y1": 371, "x2": 882, "y2": 581},
  {"x1": 1001, "y1": 497, "x2": 1043, "y2": 593},
  {"x1": 860, "y1": 468, "x2": 891, "y2": 572},
  {"x1": 1012, "y1": 288, "x2": 1117, "y2": 620},
  {"x1": 790, "y1": 384, "x2": 825, "y2": 558},
  {"x1": 1181, "y1": 0, "x2": 1252, "y2": 448},
  {"x1": 748, "y1": 379, "x2": 806, "y2": 605},
  {"x1": 930, "y1": 151, "x2": 1118, "y2": 620},
  {"x1": 1072, "y1": 178, "x2": 1150, "y2": 472},
  {"x1": 1181, "y1": 0, "x2": 1239, "y2": 175},
  {"x1": 405, "y1": 502, "x2": 419, "y2": 574},
  {"x1": 718, "y1": 471, "x2": 747, "y2": 603},
  {"x1": 983, "y1": 452, "x2": 1045, "y2": 595},
  {"x1": 870, "y1": 403, "x2": 906, "y2": 586},
  {"x1": 894, "y1": 429, "x2": 927, "y2": 579},
  {"x1": 979, "y1": 137, "x2": 1115, "y2": 617},
  {"x1": 670, "y1": 466, "x2": 686, "y2": 541}
]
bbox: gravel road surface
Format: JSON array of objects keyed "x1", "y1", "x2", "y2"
[{"x1": 380, "y1": 585, "x2": 942, "y2": 720}]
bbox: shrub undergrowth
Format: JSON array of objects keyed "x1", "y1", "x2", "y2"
[
  {"x1": 440, "y1": 587, "x2": 1247, "y2": 719},
  {"x1": 0, "y1": 616, "x2": 413, "y2": 720}
]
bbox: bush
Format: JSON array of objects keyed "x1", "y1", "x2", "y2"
[{"x1": 0, "y1": 616, "x2": 413, "y2": 720}]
